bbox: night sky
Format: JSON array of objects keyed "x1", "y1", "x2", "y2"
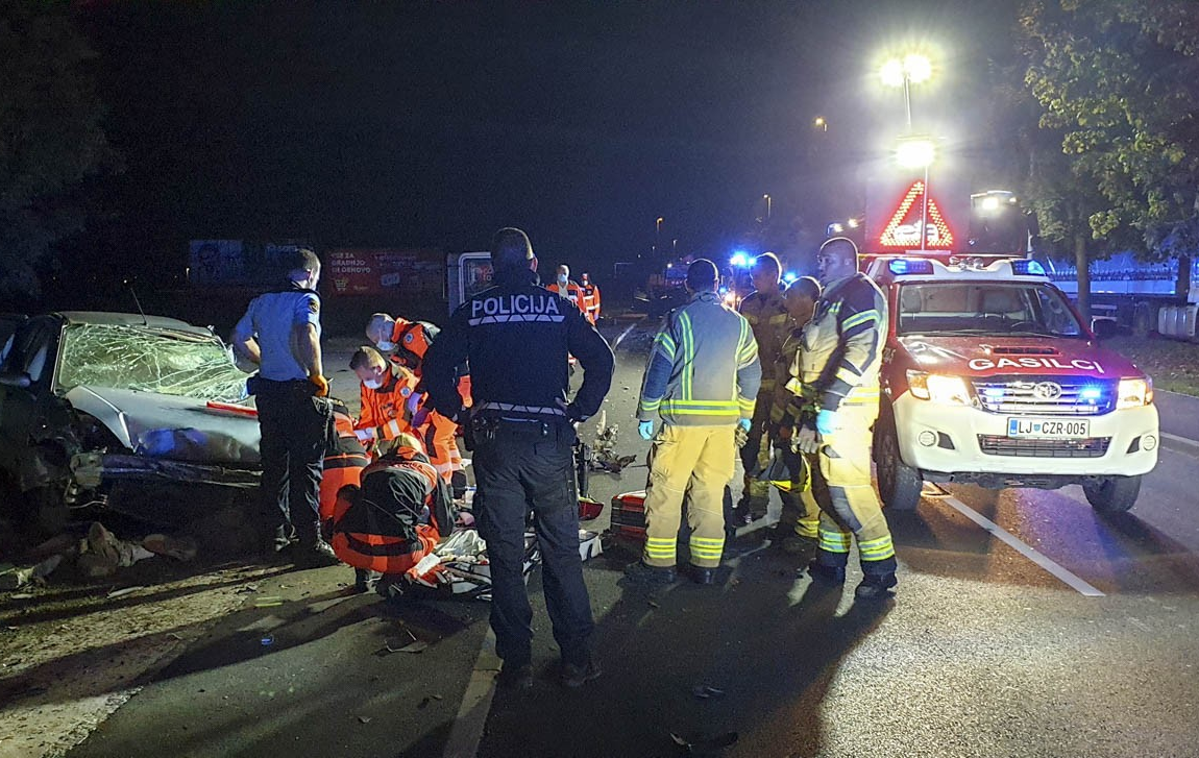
[{"x1": 72, "y1": 0, "x2": 1022, "y2": 287}]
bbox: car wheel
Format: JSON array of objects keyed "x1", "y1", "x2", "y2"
[
  {"x1": 1083, "y1": 476, "x2": 1141, "y2": 514},
  {"x1": 875, "y1": 417, "x2": 923, "y2": 512}
]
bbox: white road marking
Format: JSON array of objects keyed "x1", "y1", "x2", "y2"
[
  {"x1": 937, "y1": 493, "x2": 1106, "y2": 597},
  {"x1": 611, "y1": 321, "x2": 638, "y2": 351},
  {"x1": 442, "y1": 629, "x2": 501, "y2": 758},
  {"x1": 1162, "y1": 431, "x2": 1199, "y2": 454}
]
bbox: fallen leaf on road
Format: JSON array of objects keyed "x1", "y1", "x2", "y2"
[
  {"x1": 648, "y1": 600, "x2": 660, "y2": 609},
  {"x1": 254, "y1": 596, "x2": 284, "y2": 608}
]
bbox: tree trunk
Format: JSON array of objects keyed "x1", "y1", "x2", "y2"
[{"x1": 1073, "y1": 232, "x2": 1091, "y2": 326}]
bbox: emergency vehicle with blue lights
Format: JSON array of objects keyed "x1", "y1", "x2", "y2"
[
  {"x1": 854, "y1": 182, "x2": 1159, "y2": 513},
  {"x1": 868, "y1": 255, "x2": 1158, "y2": 514}
]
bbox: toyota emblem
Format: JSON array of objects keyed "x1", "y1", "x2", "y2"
[{"x1": 1032, "y1": 381, "x2": 1063, "y2": 400}]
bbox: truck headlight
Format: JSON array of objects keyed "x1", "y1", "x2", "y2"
[
  {"x1": 907, "y1": 370, "x2": 971, "y2": 405},
  {"x1": 1116, "y1": 377, "x2": 1152, "y2": 409}
]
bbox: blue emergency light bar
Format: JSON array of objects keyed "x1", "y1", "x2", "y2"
[
  {"x1": 730, "y1": 252, "x2": 749, "y2": 267},
  {"x1": 888, "y1": 259, "x2": 935, "y2": 275},
  {"x1": 782, "y1": 272, "x2": 798, "y2": 284},
  {"x1": 1010, "y1": 260, "x2": 1046, "y2": 276}
]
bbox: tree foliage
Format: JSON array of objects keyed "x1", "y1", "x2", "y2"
[
  {"x1": 0, "y1": 1, "x2": 112, "y2": 296},
  {"x1": 1020, "y1": 0, "x2": 1199, "y2": 256}
]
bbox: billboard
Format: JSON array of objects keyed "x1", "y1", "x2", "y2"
[
  {"x1": 326, "y1": 248, "x2": 443, "y2": 298},
  {"x1": 188, "y1": 240, "x2": 307, "y2": 286}
]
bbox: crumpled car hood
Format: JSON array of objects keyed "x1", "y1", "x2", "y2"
[{"x1": 65, "y1": 386, "x2": 260, "y2": 465}]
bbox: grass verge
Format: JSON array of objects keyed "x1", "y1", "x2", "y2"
[{"x1": 1105, "y1": 335, "x2": 1199, "y2": 397}]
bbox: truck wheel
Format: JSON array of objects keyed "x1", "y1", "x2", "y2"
[
  {"x1": 875, "y1": 420, "x2": 923, "y2": 511},
  {"x1": 1083, "y1": 476, "x2": 1141, "y2": 514}
]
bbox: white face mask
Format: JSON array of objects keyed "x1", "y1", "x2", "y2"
[
  {"x1": 375, "y1": 340, "x2": 396, "y2": 352},
  {"x1": 363, "y1": 377, "x2": 383, "y2": 390},
  {"x1": 558, "y1": 275, "x2": 569, "y2": 287}
]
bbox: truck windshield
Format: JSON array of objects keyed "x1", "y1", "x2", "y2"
[{"x1": 896, "y1": 282, "x2": 1085, "y2": 338}]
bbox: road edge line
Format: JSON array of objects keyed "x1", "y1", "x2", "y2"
[
  {"x1": 1161, "y1": 431, "x2": 1199, "y2": 454},
  {"x1": 938, "y1": 494, "x2": 1106, "y2": 597},
  {"x1": 442, "y1": 629, "x2": 501, "y2": 758}
]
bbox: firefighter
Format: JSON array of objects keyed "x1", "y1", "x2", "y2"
[
  {"x1": 547, "y1": 264, "x2": 591, "y2": 321},
  {"x1": 735, "y1": 252, "x2": 791, "y2": 523},
  {"x1": 422, "y1": 227, "x2": 614, "y2": 690},
  {"x1": 789, "y1": 238, "x2": 896, "y2": 600},
  {"x1": 630, "y1": 259, "x2": 761, "y2": 585},
  {"x1": 231, "y1": 247, "x2": 338, "y2": 566},
  {"x1": 579, "y1": 272, "x2": 601, "y2": 322},
  {"x1": 350, "y1": 346, "x2": 463, "y2": 484},
  {"x1": 768, "y1": 276, "x2": 822, "y2": 553},
  {"x1": 330, "y1": 433, "x2": 454, "y2": 590}
]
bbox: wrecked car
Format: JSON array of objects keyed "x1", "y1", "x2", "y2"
[{"x1": 0, "y1": 312, "x2": 260, "y2": 531}]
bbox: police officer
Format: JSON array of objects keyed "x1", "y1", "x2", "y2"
[
  {"x1": 423, "y1": 227, "x2": 614, "y2": 689},
  {"x1": 232, "y1": 248, "x2": 338, "y2": 566},
  {"x1": 790, "y1": 238, "x2": 896, "y2": 599}
]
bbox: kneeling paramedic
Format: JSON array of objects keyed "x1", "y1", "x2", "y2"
[
  {"x1": 422, "y1": 227, "x2": 614, "y2": 690},
  {"x1": 330, "y1": 433, "x2": 454, "y2": 590},
  {"x1": 789, "y1": 238, "x2": 897, "y2": 600}
]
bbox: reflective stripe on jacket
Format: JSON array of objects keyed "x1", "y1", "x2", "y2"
[
  {"x1": 788, "y1": 273, "x2": 886, "y2": 412},
  {"x1": 638, "y1": 290, "x2": 762, "y2": 426},
  {"x1": 739, "y1": 288, "x2": 790, "y2": 392}
]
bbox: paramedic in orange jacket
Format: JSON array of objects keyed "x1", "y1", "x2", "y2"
[
  {"x1": 579, "y1": 272, "x2": 601, "y2": 322},
  {"x1": 546, "y1": 264, "x2": 591, "y2": 322},
  {"x1": 330, "y1": 433, "x2": 454, "y2": 579},
  {"x1": 319, "y1": 399, "x2": 370, "y2": 528},
  {"x1": 366, "y1": 312, "x2": 472, "y2": 407},
  {"x1": 350, "y1": 346, "x2": 464, "y2": 483}
]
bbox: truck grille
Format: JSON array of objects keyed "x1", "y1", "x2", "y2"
[
  {"x1": 971, "y1": 376, "x2": 1114, "y2": 416},
  {"x1": 977, "y1": 435, "x2": 1111, "y2": 458}
]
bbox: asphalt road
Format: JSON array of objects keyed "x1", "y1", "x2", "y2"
[{"x1": 66, "y1": 320, "x2": 1199, "y2": 758}]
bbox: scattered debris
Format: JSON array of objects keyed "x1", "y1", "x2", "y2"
[
  {"x1": 107, "y1": 586, "x2": 145, "y2": 599},
  {"x1": 10, "y1": 593, "x2": 34, "y2": 601},
  {"x1": 254, "y1": 596, "x2": 284, "y2": 608},
  {"x1": 358, "y1": 716, "x2": 372, "y2": 725},
  {"x1": 0, "y1": 564, "x2": 32, "y2": 591},
  {"x1": 648, "y1": 600, "x2": 661, "y2": 609},
  {"x1": 691, "y1": 684, "x2": 725, "y2": 699},
  {"x1": 416, "y1": 694, "x2": 444, "y2": 709},
  {"x1": 590, "y1": 412, "x2": 639, "y2": 473},
  {"x1": 236, "y1": 584, "x2": 260, "y2": 594},
  {"x1": 670, "y1": 731, "x2": 739, "y2": 753}
]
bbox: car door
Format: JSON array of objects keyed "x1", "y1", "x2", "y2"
[{"x1": 0, "y1": 317, "x2": 65, "y2": 488}]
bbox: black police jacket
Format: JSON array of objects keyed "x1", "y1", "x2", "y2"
[{"x1": 422, "y1": 267, "x2": 614, "y2": 423}]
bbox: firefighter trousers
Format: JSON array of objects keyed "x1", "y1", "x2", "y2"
[
  {"x1": 739, "y1": 392, "x2": 774, "y2": 504},
  {"x1": 776, "y1": 446, "x2": 821, "y2": 540},
  {"x1": 643, "y1": 424, "x2": 736, "y2": 569},
  {"x1": 811, "y1": 403, "x2": 896, "y2": 577}
]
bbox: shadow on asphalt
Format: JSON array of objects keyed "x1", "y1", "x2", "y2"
[{"x1": 477, "y1": 541, "x2": 892, "y2": 758}]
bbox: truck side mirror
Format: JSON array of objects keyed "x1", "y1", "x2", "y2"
[{"x1": 1092, "y1": 319, "x2": 1117, "y2": 341}]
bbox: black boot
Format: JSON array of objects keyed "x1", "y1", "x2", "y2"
[{"x1": 855, "y1": 573, "x2": 897, "y2": 600}]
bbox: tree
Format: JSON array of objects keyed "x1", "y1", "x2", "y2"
[
  {"x1": 1019, "y1": 0, "x2": 1199, "y2": 316},
  {"x1": 0, "y1": 1, "x2": 113, "y2": 297}
]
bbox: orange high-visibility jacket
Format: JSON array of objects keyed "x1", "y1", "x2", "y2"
[
  {"x1": 546, "y1": 281, "x2": 592, "y2": 322},
  {"x1": 356, "y1": 366, "x2": 463, "y2": 481},
  {"x1": 319, "y1": 403, "x2": 370, "y2": 523},
  {"x1": 580, "y1": 282, "x2": 601, "y2": 320},
  {"x1": 330, "y1": 444, "x2": 452, "y2": 574}
]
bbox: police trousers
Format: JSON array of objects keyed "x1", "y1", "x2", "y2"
[
  {"x1": 643, "y1": 424, "x2": 736, "y2": 569},
  {"x1": 256, "y1": 380, "x2": 332, "y2": 549},
  {"x1": 472, "y1": 418, "x2": 594, "y2": 668},
  {"x1": 811, "y1": 403, "x2": 896, "y2": 576}
]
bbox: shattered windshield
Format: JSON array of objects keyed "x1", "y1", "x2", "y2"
[{"x1": 56, "y1": 323, "x2": 249, "y2": 403}]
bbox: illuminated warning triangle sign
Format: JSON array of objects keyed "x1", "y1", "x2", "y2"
[{"x1": 878, "y1": 180, "x2": 954, "y2": 249}]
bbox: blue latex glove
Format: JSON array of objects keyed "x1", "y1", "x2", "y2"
[
  {"x1": 738, "y1": 417, "x2": 752, "y2": 432},
  {"x1": 639, "y1": 420, "x2": 655, "y2": 440},
  {"x1": 816, "y1": 409, "x2": 838, "y2": 436}
]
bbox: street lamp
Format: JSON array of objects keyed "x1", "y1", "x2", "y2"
[
  {"x1": 895, "y1": 136, "x2": 936, "y2": 251},
  {"x1": 763, "y1": 194, "x2": 771, "y2": 221},
  {"x1": 813, "y1": 116, "x2": 827, "y2": 132},
  {"x1": 654, "y1": 216, "x2": 664, "y2": 256},
  {"x1": 880, "y1": 53, "x2": 932, "y2": 130}
]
